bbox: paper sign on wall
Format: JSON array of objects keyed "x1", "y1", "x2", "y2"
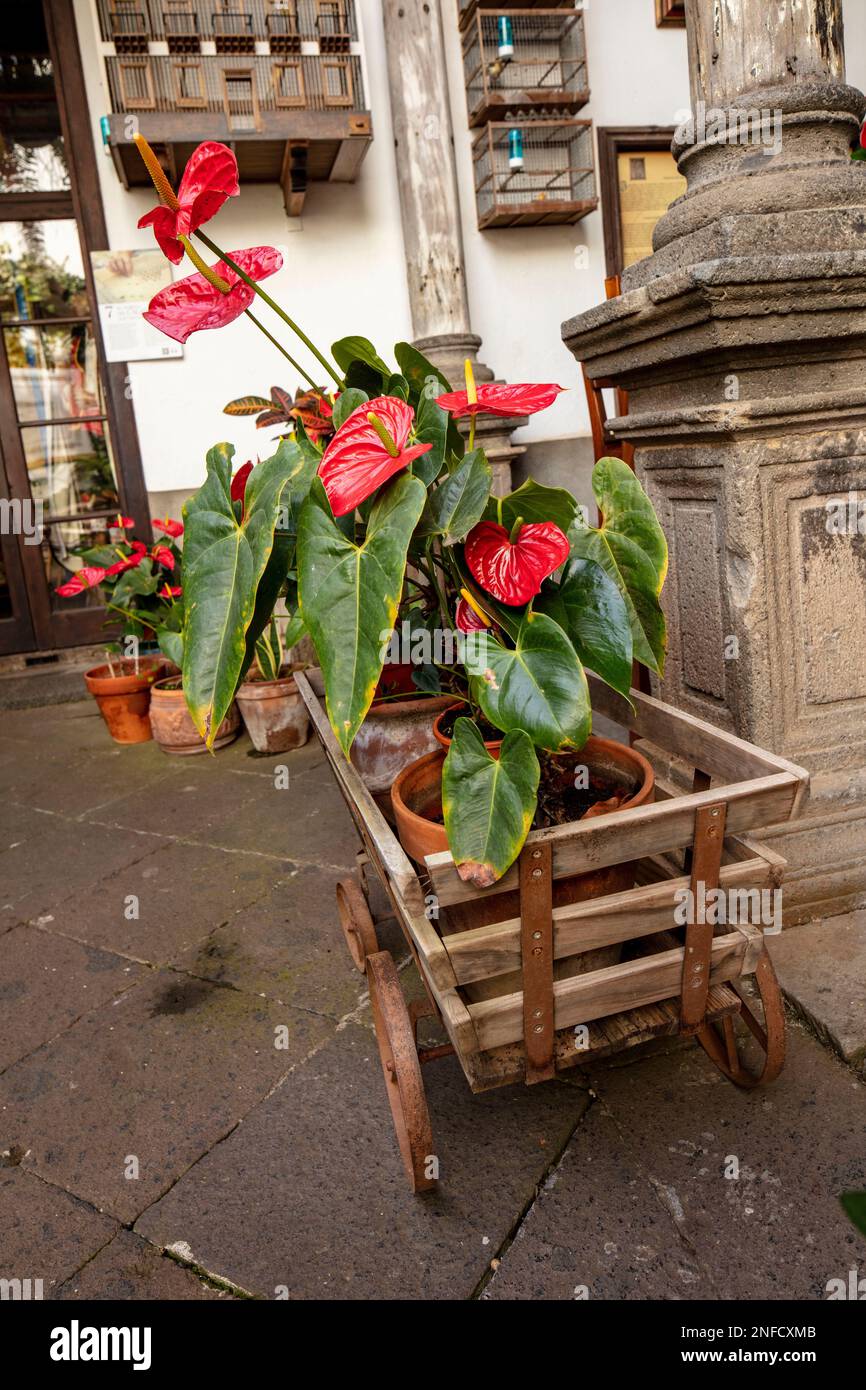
[{"x1": 90, "y1": 249, "x2": 183, "y2": 362}]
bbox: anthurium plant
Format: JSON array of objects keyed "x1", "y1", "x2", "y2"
[
  {"x1": 56, "y1": 514, "x2": 184, "y2": 664},
  {"x1": 132, "y1": 135, "x2": 668, "y2": 886}
]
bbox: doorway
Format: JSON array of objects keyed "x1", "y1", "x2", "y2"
[{"x1": 0, "y1": 2, "x2": 149, "y2": 655}]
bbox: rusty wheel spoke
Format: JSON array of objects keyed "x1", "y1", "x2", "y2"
[
  {"x1": 336, "y1": 877, "x2": 379, "y2": 974},
  {"x1": 367, "y1": 950, "x2": 437, "y2": 1194},
  {"x1": 697, "y1": 948, "x2": 785, "y2": 1088}
]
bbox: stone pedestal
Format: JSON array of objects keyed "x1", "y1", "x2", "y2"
[
  {"x1": 381, "y1": 0, "x2": 522, "y2": 493},
  {"x1": 561, "y1": 0, "x2": 866, "y2": 921}
]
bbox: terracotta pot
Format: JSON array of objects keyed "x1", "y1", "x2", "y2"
[
  {"x1": 148, "y1": 678, "x2": 240, "y2": 755},
  {"x1": 350, "y1": 691, "x2": 454, "y2": 795},
  {"x1": 392, "y1": 737, "x2": 655, "y2": 998},
  {"x1": 235, "y1": 668, "x2": 310, "y2": 754},
  {"x1": 84, "y1": 658, "x2": 163, "y2": 745},
  {"x1": 432, "y1": 701, "x2": 503, "y2": 756}
]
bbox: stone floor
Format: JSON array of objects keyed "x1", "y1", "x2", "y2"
[{"x1": 1, "y1": 697, "x2": 865, "y2": 1301}]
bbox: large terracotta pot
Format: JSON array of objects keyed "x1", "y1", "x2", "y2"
[
  {"x1": 84, "y1": 658, "x2": 163, "y2": 745},
  {"x1": 235, "y1": 668, "x2": 310, "y2": 754},
  {"x1": 350, "y1": 692, "x2": 454, "y2": 795},
  {"x1": 391, "y1": 737, "x2": 655, "y2": 988},
  {"x1": 148, "y1": 678, "x2": 240, "y2": 755}
]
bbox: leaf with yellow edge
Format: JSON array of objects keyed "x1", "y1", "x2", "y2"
[{"x1": 297, "y1": 472, "x2": 426, "y2": 757}]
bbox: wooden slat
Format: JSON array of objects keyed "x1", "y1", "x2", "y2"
[
  {"x1": 426, "y1": 772, "x2": 799, "y2": 908},
  {"x1": 586, "y1": 673, "x2": 810, "y2": 800},
  {"x1": 442, "y1": 855, "x2": 775, "y2": 986},
  {"x1": 468, "y1": 929, "x2": 754, "y2": 1051},
  {"x1": 459, "y1": 983, "x2": 742, "y2": 1092}
]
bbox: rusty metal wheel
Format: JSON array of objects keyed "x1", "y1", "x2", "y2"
[
  {"x1": 366, "y1": 950, "x2": 437, "y2": 1194},
  {"x1": 697, "y1": 948, "x2": 786, "y2": 1088},
  {"x1": 336, "y1": 878, "x2": 379, "y2": 974}
]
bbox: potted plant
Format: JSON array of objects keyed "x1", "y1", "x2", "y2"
[
  {"x1": 57, "y1": 515, "x2": 184, "y2": 743},
  {"x1": 235, "y1": 616, "x2": 311, "y2": 753},
  {"x1": 130, "y1": 134, "x2": 668, "y2": 890}
]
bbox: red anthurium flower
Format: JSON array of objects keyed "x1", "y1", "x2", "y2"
[
  {"x1": 55, "y1": 566, "x2": 106, "y2": 598},
  {"x1": 143, "y1": 247, "x2": 283, "y2": 344},
  {"x1": 464, "y1": 520, "x2": 570, "y2": 606},
  {"x1": 318, "y1": 395, "x2": 432, "y2": 517},
  {"x1": 138, "y1": 142, "x2": 239, "y2": 265},
  {"x1": 455, "y1": 593, "x2": 490, "y2": 633},
  {"x1": 436, "y1": 381, "x2": 564, "y2": 419},
  {"x1": 159, "y1": 583, "x2": 182, "y2": 599},
  {"x1": 105, "y1": 540, "x2": 148, "y2": 576},
  {"x1": 861, "y1": 119, "x2": 866, "y2": 149},
  {"x1": 230, "y1": 460, "x2": 254, "y2": 517},
  {"x1": 115, "y1": 514, "x2": 134, "y2": 528},
  {"x1": 152, "y1": 545, "x2": 175, "y2": 570},
  {"x1": 153, "y1": 516, "x2": 184, "y2": 538}
]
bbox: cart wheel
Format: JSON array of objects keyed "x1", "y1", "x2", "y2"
[
  {"x1": 336, "y1": 878, "x2": 379, "y2": 974},
  {"x1": 366, "y1": 950, "x2": 437, "y2": 1194},
  {"x1": 697, "y1": 948, "x2": 786, "y2": 1088}
]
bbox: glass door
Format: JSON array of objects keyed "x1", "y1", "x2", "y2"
[{"x1": 0, "y1": 3, "x2": 148, "y2": 653}]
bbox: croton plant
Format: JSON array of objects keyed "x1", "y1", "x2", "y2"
[{"x1": 132, "y1": 136, "x2": 668, "y2": 886}]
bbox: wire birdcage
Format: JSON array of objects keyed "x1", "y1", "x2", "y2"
[
  {"x1": 462, "y1": 9, "x2": 588, "y2": 126},
  {"x1": 458, "y1": 0, "x2": 579, "y2": 33},
  {"x1": 472, "y1": 119, "x2": 597, "y2": 228}
]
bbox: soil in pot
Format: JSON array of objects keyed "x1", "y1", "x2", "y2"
[
  {"x1": 149, "y1": 676, "x2": 240, "y2": 755},
  {"x1": 84, "y1": 656, "x2": 163, "y2": 745},
  {"x1": 433, "y1": 702, "x2": 503, "y2": 753},
  {"x1": 236, "y1": 665, "x2": 310, "y2": 754}
]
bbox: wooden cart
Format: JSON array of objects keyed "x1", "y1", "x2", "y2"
[{"x1": 296, "y1": 670, "x2": 809, "y2": 1193}]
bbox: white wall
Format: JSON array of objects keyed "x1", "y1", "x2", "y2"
[
  {"x1": 74, "y1": 0, "x2": 414, "y2": 498},
  {"x1": 74, "y1": 0, "x2": 866, "y2": 500}
]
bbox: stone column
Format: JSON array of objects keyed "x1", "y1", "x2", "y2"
[
  {"x1": 561, "y1": 0, "x2": 866, "y2": 921},
  {"x1": 381, "y1": 0, "x2": 523, "y2": 490}
]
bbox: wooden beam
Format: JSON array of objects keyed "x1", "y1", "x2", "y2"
[{"x1": 468, "y1": 929, "x2": 757, "y2": 1051}]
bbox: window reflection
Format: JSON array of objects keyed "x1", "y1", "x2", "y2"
[
  {"x1": 4, "y1": 323, "x2": 104, "y2": 422},
  {"x1": 22, "y1": 418, "x2": 119, "y2": 518},
  {"x1": 0, "y1": 41, "x2": 69, "y2": 193},
  {"x1": 0, "y1": 220, "x2": 89, "y2": 321}
]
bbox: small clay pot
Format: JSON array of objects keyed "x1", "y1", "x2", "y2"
[
  {"x1": 235, "y1": 667, "x2": 310, "y2": 754},
  {"x1": 350, "y1": 692, "x2": 454, "y2": 795},
  {"x1": 149, "y1": 677, "x2": 239, "y2": 755},
  {"x1": 432, "y1": 701, "x2": 503, "y2": 756},
  {"x1": 84, "y1": 657, "x2": 163, "y2": 745}
]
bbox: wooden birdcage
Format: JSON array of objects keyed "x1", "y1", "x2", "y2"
[
  {"x1": 462, "y1": 8, "x2": 588, "y2": 126},
  {"x1": 267, "y1": 0, "x2": 303, "y2": 53},
  {"x1": 162, "y1": 1, "x2": 200, "y2": 52},
  {"x1": 472, "y1": 118, "x2": 596, "y2": 228},
  {"x1": 212, "y1": 2, "x2": 255, "y2": 52},
  {"x1": 107, "y1": 0, "x2": 151, "y2": 52}
]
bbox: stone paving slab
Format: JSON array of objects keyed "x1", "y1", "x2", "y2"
[
  {"x1": 0, "y1": 968, "x2": 334, "y2": 1223},
  {"x1": 136, "y1": 1021, "x2": 591, "y2": 1300},
  {"x1": 40, "y1": 839, "x2": 283, "y2": 967},
  {"x1": 0, "y1": 810, "x2": 163, "y2": 930},
  {"x1": 208, "y1": 758, "x2": 362, "y2": 869},
  {"x1": 0, "y1": 926, "x2": 143, "y2": 1073},
  {"x1": 53, "y1": 1230, "x2": 234, "y2": 1300},
  {"x1": 770, "y1": 914, "x2": 866, "y2": 1067},
  {"x1": 173, "y1": 862, "x2": 408, "y2": 1017},
  {"x1": 0, "y1": 1165, "x2": 118, "y2": 1297},
  {"x1": 485, "y1": 1021, "x2": 866, "y2": 1301}
]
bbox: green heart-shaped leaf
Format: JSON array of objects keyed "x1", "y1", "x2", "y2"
[
  {"x1": 297, "y1": 472, "x2": 426, "y2": 756},
  {"x1": 421, "y1": 447, "x2": 491, "y2": 541},
  {"x1": 467, "y1": 610, "x2": 591, "y2": 752},
  {"x1": 537, "y1": 557, "x2": 633, "y2": 703},
  {"x1": 182, "y1": 440, "x2": 310, "y2": 745},
  {"x1": 331, "y1": 335, "x2": 390, "y2": 381},
  {"x1": 568, "y1": 456, "x2": 667, "y2": 674},
  {"x1": 332, "y1": 387, "x2": 368, "y2": 430},
  {"x1": 442, "y1": 718, "x2": 539, "y2": 887},
  {"x1": 486, "y1": 478, "x2": 579, "y2": 536},
  {"x1": 411, "y1": 381, "x2": 450, "y2": 486}
]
